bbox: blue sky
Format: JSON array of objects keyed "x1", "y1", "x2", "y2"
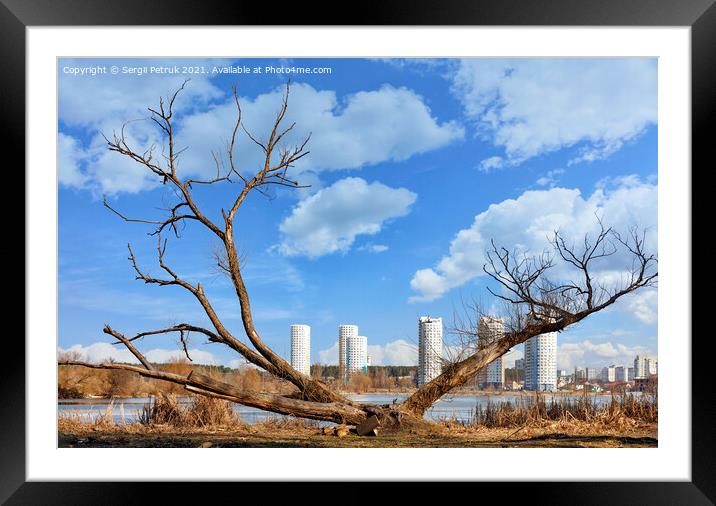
[{"x1": 58, "y1": 58, "x2": 658, "y2": 371}]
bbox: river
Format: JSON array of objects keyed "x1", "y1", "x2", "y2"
[{"x1": 58, "y1": 392, "x2": 630, "y2": 425}]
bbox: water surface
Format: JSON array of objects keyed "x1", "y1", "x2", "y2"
[{"x1": 58, "y1": 392, "x2": 627, "y2": 425}]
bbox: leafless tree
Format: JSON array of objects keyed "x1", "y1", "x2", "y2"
[{"x1": 59, "y1": 82, "x2": 657, "y2": 432}]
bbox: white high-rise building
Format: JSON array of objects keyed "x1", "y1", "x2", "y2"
[
  {"x1": 477, "y1": 316, "x2": 505, "y2": 389},
  {"x1": 338, "y1": 324, "x2": 359, "y2": 384},
  {"x1": 586, "y1": 368, "x2": 600, "y2": 382},
  {"x1": 523, "y1": 329, "x2": 557, "y2": 392},
  {"x1": 600, "y1": 365, "x2": 617, "y2": 383},
  {"x1": 418, "y1": 316, "x2": 443, "y2": 386},
  {"x1": 346, "y1": 335, "x2": 368, "y2": 378},
  {"x1": 290, "y1": 324, "x2": 311, "y2": 376},
  {"x1": 634, "y1": 355, "x2": 658, "y2": 379},
  {"x1": 615, "y1": 365, "x2": 630, "y2": 382}
]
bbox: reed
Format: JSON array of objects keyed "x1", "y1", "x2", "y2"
[
  {"x1": 469, "y1": 391, "x2": 657, "y2": 428},
  {"x1": 138, "y1": 394, "x2": 242, "y2": 428}
]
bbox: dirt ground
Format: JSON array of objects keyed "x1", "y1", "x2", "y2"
[{"x1": 58, "y1": 421, "x2": 657, "y2": 448}]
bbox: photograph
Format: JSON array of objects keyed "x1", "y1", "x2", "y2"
[{"x1": 55, "y1": 56, "x2": 659, "y2": 449}]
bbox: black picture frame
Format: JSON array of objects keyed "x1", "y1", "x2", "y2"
[{"x1": 3, "y1": 0, "x2": 711, "y2": 503}]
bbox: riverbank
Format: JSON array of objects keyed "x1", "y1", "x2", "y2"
[
  {"x1": 58, "y1": 418, "x2": 657, "y2": 448},
  {"x1": 59, "y1": 388, "x2": 620, "y2": 401}
]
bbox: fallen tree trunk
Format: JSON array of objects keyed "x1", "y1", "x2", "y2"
[{"x1": 60, "y1": 361, "x2": 367, "y2": 425}]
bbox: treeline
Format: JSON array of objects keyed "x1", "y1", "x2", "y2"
[
  {"x1": 311, "y1": 365, "x2": 417, "y2": 380},
  {"x1": 310, "y1": 365, "x2": 418, "y2": 392},
  {"x1": 58, "y1": 354, "x2": 295, "y2": 399}
]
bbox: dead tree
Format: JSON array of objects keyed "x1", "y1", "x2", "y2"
[{"x1": 59, "y1": 82, "x2": 657, "y2": 431}]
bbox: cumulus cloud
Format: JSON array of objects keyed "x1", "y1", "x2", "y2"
[
  {"x1": 58, "y1": 133, "x2": 88, "y2": 188},
  {"x1": 278, "y1": 177, "x2": 417, "y2": 258},
  {"x1": 318, "y1": 341, "x2": 339, "y2": 364},
  {"x1": 317, "y1": 339, "x2": 418, "y2": 366},
  {"x1": 409, "y1": 176, "x2": 657, "y2": 310},
  {"x1": 59, "y1": 342, "x2": 219, "y2": 366},
  {"x1": 556, "y1": 339, "x2": 654, "y2": 370},
  {"x1": 60, "y1": 78, "x2": 463, "y2": 194},
  {"x1": 179, "y1": 83, "x2": 464, "y2": 180},
  {"x1": 58, "y1": 58, "x2": 225, "y2": 195},
  {"x1": 367, "y1": 340, "x2": 418, "y2": 366},
  {"x1": 59, "y1": 58, "x2": 225, "y2": 129},
  {"x1": 622, "y1": 288, "x2": 658, "y2": 324},
  {"x1": 451, "y1": 59, "x2": 657, "y2": 165}
]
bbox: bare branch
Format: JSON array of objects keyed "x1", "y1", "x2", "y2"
[{"x1": 102, "y1": 325, "x2": 154, "y2": 370}]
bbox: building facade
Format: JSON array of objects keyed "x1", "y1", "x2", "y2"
[
  {"x1": 476, "y1": 316, "x2": 505, "y2": 389},
  {"x1": 515, "y1": 358, "x2": 524, "y2": 370},
  {"x1": 523, "y1": 330, "x2": 557, "y2": 392},
  {"x1": 346, "y1": 334, "x2": 368, "y2": 378},
  {"x1": 634, "y1": 355, "x2": 658, "y2": 379},
  {"x1": 290, "y1": 324, "x2": 311, "y2": 376},
  {"x1": 615, "y1": 365, "x2": 631, "y2": 382},
  {"x1": 585, "y1": 368, "x2": 600, "y2": 382},
  {"x1": 338, "y1": 324, "x2": 359, "y2": 384},
  {"x1": 418, "y1": 316, "x2": 443, "y2": 386},
  {"x1": 600, "y1": 365, "x2": 617, "y2": 383}
]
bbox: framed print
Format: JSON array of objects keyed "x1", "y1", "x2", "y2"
[{"x1": 4, "y1": 0, "x2": 713, "y2": 502}]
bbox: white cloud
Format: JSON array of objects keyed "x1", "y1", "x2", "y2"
[
  {"x1": 60, "y1": 80, "x2": 463, "y2": 194},
  {"x1": 358, "y1": 243, "x2": 389, "y2": 253},
  {"x1": 505, "y1": 347, "x2": 524, "y2": 368},
  {"x1": 82, "y1": 123, "x2": 163, "y2": 194},
  {"x1": 58, "y1": 58, "x2": 227, "y2": 195},
  {"x1": 367, "y1": 340, "x2": 418, "y2": 366},
  {"x1": 568, "y1": 139, "x2": 625, "y2": 166},
  {"x1": 557, "y1": 339, "x2": 654, "y2": 370},
  {"x1": 451, "y1": 59, "x2": 657, "y2": 165},
  {"x1": 58, "y1": 133, "x2": 88, "y2": 188},
  {"x1": 623, "y1": 288, "x2": 658, "y2": 324},
  {"x1": 409, "y1": 176, "x2": 657, "y2": 305},
  {"x1": 177, "y1": 82, "x2": 463, "y2": 178},
  {"x1": 59, "y1": 342, "x2": 219, "y2": 366},
  {"x1": 318, "y1": 341, "x2": 339, "y2": 364},
  {"x1": 317, "y1": 339, "x2": 418, "y2": 366},
  {"x1": 478, "y1": 156, "x2": 505, "y2": 172},
  {"x1": 59, "y1": 58, "x2": 225, "y2": 129},
  {"x1": 278, "y1": 177, "x2": 417, "y2": 258},
  {"x1": 535, "y1": 168, "x2": 565, "y2": 187}
]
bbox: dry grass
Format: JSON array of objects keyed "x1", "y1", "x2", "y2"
[
  {"x1": 137, "y1": 394, "x2": 242, "y2": 428},
  {"x1": 59, "y1": 394, "x2": 243, "y2": 433},
  {"x1": 464, "y1": 391, "x2": 657, "y2": 429}
]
